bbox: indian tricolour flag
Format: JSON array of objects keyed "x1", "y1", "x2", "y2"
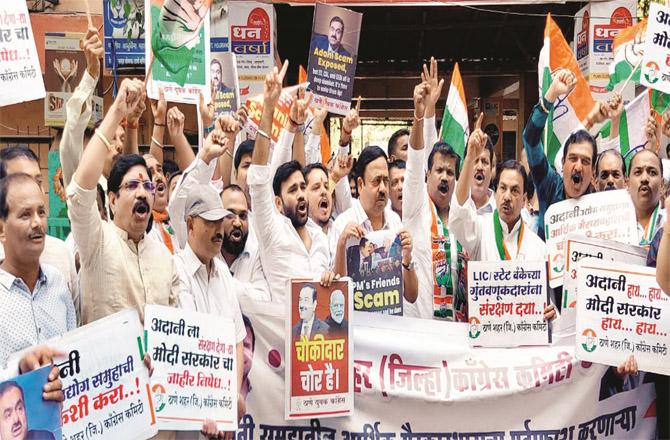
[
  {"x1": 538, "y1": 14, "x2": 594, "y2": 166},
  {"x1": 606, "y1": 19, "x2": 646, "y2": 91},
  {"x1": 601, "y1": 88, "x2": 670, "y2": 164},
  {"x1": 440, "y1": 62, "x2": 469, "y2": 159}
]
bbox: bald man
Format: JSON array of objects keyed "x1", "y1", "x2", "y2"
[{"x1": 325, "y1": 289, "x2": 347, "y2": 337}]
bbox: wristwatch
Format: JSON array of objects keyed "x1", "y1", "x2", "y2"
[{"x1": 402, "y1": 260, "x2": 415, "y2": 271}]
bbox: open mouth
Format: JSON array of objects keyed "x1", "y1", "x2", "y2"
[
  {"x1": 155, "y1": 182, "x2": 166, "y2": 194},
  {"x1": 230, "y1": 228, "x2": 243, "y2": 241},
  {"x1": 29, "y1": 232, "x2": 44, "y2": 242},
  {"x1": 319, "y1": 197, "x2": 329, "y2": 210},
  {"x1": 297, "y1": 200, "x2": 308, "y2": 215},
  {"x1": 474, "y1": 172, "x2": 485, "y2": 183},
  {"x1": 571, "y1": 173, "x2": 582, "y2": 185},
  {"x1": 438, "y1": 182, "x2": 449, "y2": 194},
  {"x1": 639, "y1": 185, "x2": 651, "y2": 195},
  {"x1": 500, "y1": 203, "x2": 512, "y2": 215},
  {"x1": 133, "y1": 199, "x2": 150, "y2": 219}
]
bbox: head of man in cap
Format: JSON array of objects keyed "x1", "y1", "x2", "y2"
[{"x1": 184, "y1": 183, "x2": 230, "y2": 272}]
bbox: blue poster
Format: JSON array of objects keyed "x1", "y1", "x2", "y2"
[{"x1": 103, "y1": 0, "x2": 146, "y2": 70}]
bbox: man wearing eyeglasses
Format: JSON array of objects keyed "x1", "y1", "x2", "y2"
[{"x1": 67, "y1": 78, "x2": 179, "y2": 324}]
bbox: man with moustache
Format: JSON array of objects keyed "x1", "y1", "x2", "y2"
[
  {"x1": 324, "y1": 289, "x2": 347, "y2": 337},
  {"x1": 67, "y1": 78, "x2": 179, "y2": 324},
  {"x1": 248, "y1": 61, "x2": 333, "y2": 302},
  {"x1": 331, "y1": 145, "x2": 418, "y2": 305},
  {"x1": 593, "y1": 150, "x2": 627, "y2": 192},
  {"x1": 628, "y1": 150, "x2": 665, "y2": 246},
  {"x1": 292, "y1": 285, "x2": 329, "y2": 340},
  {"x1": 402, "y1": 80, "x2": 465, "y2": 321},
  {"x1": 523, "y1": 69, "x2": 598, "y2": 239},
  {"x1": 220, "y1": 184, "x2": 270, "y2": 301},
  {"x1": 388, "y1": 160, "x2": 406, "y2": 219},
  {"x1": 145, "y1": 154, "x2": 176, "y2": 254},
  {"x1": 0, "y1": 382, "x2": 56, "y2": 440},
  {"x1": 311, "y1": 16, "x2": 351, "y2": 58},
  {"x1": 173, "y1": 181, "x2": 246, "y2": 439}
]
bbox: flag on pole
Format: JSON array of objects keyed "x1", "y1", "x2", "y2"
[
  {"x1": 538, "y1": 14, "x2": 595, "y2": 166},
  {"x1": 600, "y1": 88, "x2": 669, "y2": 165},
  {"x1": 439, "y1": 62, "x2": 469, "y2": 160},
  {"x1": 606, "y1": 19, "x2": 646, "y2": 91},
  {"x1": 300, "y1": 65, "x2": 331, "y2": 163}
]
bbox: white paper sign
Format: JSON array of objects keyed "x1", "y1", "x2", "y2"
[
  {"x1": 641, "y1": 2, "x2": 670, "y2": 94},
  {"x1": 562, "y1": 234, "x2": 647, "y2": 309},
  {"x1": 145, "y1": 304, "x2": 238, "y2": 432},
  {"x1": 467, "y1": 260, "x2": 550, "y2": 348},
  {"x1": 0, "y1": 0, "x2": 45, "y2": 107},
  {"x1": 544, "y1": 189, "x2": 637, "y2": 288},
  {"x1": 576, "y1": 259, "x2": 670, "y2": 376}
]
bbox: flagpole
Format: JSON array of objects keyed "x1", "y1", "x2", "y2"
[{"x1": 617, "y1": 57, "x2": 643, "y2": 94}]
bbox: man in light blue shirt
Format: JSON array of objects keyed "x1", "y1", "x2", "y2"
[{"x1": 0, "y1": 174, "x2": 76, "y2": 367}]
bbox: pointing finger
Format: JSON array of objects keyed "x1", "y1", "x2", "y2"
[
  {"x1": 475, "y1": 112, "x2": 484, "y2": 131},
  {"x1": 278, "y1": 60, "x2": 289, "y2": 82},
  {"x1": 355, "y1": 96, "x2": 361, "y2": 113}
]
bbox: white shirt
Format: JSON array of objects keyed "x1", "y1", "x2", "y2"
[
  {"x1": 248, "y1": 164, "x2": 330, "y2": 302},
  {"x1": 174, "y1": 244, "x2": 246, "y2": 344},
  {"x1": 637, "y1": 203, "x2": 666, "y2": 245},
  {"x1": 402, "y1": 145, "x2": 459, "y2": 320},
  {"x1": 330, "y1": 198, "x2": 403, "y2": 259},
  {"x1": 0, "y1": 235, "x2": 80, "y2": 324},
  {"x1": 227, "y1": 221, "x2": 271, "y2": 301},
  {"x1": 67, "y1": 179, "x2": 179, "y2": 324},
  {"x1": 449, "y1": 191, "x2": 547, "y2": 262},
  {"x1": 475, "y1": 190, "x2": 496, "y2": 215}
]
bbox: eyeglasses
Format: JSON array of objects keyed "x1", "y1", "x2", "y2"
[{"x1": 120, "y1": 179, "x2": 156, "y2": 194}]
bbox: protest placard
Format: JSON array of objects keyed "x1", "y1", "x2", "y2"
[
  {"x1": 0, "y1": 0, "x2": 45, "y2": 107},
  {"x1": 48, "y1": 309, "x2": 157, "y2": 440},
  {"x1": 0, "y1": 366, "x2": 62, "y2": 439},
  {"x1": 286, "y1": 279, "x2": 353, "y2": 420},
  {"x1": 145, "y1": 0, "x2": 211, "y2": 104},
  {"x1": 544, "y1": 189, "x2": 637, "y2": 288},
  {"x1": 467, "y1": 260, "x2": 550, "y2": 347},
  {"x1": 228, "y1": 1, "x2": 275, "y2": 100},
  {"x1": 346, "y1": 230, "x2": 403, "y2": 315},
  {"x1": 576, "y1": 259, "x2": 670, "y2": 376},
  {"x1": 562, "y1": 234, "x2": 647, "y2": 310},
  {"x1": 145, "y1": 304, "x2": 238, "y2": 432},
  {"x1": 243, "y1": 82, "x2": 310, "y2": 143},
  {"x1": 210, "y1": 0, "x2": 229, "y2": 53},
  {"x1": 209, "y1": 52, "x2": 240, "y2": 120},
  {"x1": 307, "y1": 3, "x2": 362, "y2": 116},
  {"x1": 640, "y1": 2, "x2": 670, "y2": 94},
  {"x1": 103, "y1": 0, "x2": 145, "y2": 70},
  {"x1": 44, "y1": 32, "x2": 103, "y2": 127}
]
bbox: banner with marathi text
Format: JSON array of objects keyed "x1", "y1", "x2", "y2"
[{"x1": 236, "y1": 297, "x2": 656, "y2": 439}]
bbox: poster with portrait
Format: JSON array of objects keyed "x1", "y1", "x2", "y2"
[
  {"x1": 145, "y1": 0, "x2": 211, "y2": 104},
  {"x1": 0, "y1": 366, "x2": 62, "y2": 440},
  {"x1": 286, "y1": 279, "x2": 353, "y2": 420},
  {"x1": 307, "y1": 3, "x2": 362, "y2": 116},
  {"x1": 103, "y1": 0, "x2": 146, "y2": 70},
  {"x1": 145, "y1": 304, "x2": 238, "y2": 432},
  {"x1": 209, "y1": 52, "x2": 240, "y2": 119},
  {"x1": 346, "y1": 230, "x2": 404, "y2": 316},
  {"x1": 0, "y1": 0, "x2": 45, "y2": 107},
  {"x1": 228, "y1": 1, "x2": 275, "y2": 100},
  {"x1": 44, "y1": 32, "x2": 104, "y2": 127}
]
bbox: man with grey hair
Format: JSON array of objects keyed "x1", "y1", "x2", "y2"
[{"x1": 325, "y1": 289, "x2": 347, "y2": 337}]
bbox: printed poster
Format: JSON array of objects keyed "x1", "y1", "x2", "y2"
[
  {"x1": 562, "y1": 234, "x2": 647, "y2": 309},
  {"x1": 467, "y1": 260, "x2": 550, "y2": 347},
  {"x1": 0, "y1": 366, "x2": 62, "y2": 440},
  {"x1": 243, "y1": 82, "x2": 310, "y2": 143},
  {"x1": 0, "y1": 0, "x2": 45, "y2": 107},
  {"x1": 576, "y1": 259, "x2": 670, "y2": 376},
  {"x1": 145, "y1": 0, "x2": 211, "y2": 104},
  {"x1": 210, "y1": 0, "x2": 229, "y2": 53},
  {"x1": 641, "y1": 2, "x2": 670, "y2": 94},
  {"x1": 145, "y1": 304, "x2": 238, "y2": 431},
  {"x1": 307, "y1": 3, "x2": 362, "y2": 116},
  {"x1": 229, "y1": 1, "x2": 275, "y2": 100},
  {"x1": 44, "y1": 32, "x2": 103, "y2": 127},
  {"x1": 210, "y1": 52, "x2": 240, "y2": 119},
  {"x1": 346, "y1": 230, "x2": 404, "y2": 315},
  {"x1": 236, "y1": 296, "x2": 656, "y2": 438},
  {"x1": 286, "y1": 279, "x2": 353, "y2": 420},
  {"x1": 103, "y1": 0, "x2": 146, "y2": 70},
  {"x1": 544, "y1": 189, "x2": 637, "y2": 288},
  {"x1": 44, "y1": 309, "x2": 156, "y2": 440}
]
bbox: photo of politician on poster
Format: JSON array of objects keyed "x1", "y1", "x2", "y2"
[
  {"x1": 0, "y1": 367, "x2": 61, "y2": 440},
  {"x1": 209, "y1": 52, "x2": 239, "y2": 119},
  {"x1": 286, "y1": 279, "x2": 353, "y2": 420},
  {"x1": 307, "y1": 3, "x2": 362, "y2": 116},
  {"x1": 346, "y1": 230, "x2": 404, "y2": 316}
]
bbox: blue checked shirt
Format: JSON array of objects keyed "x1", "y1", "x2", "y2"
[{"x1": 0, "y1": 264, "x2": 76, "y2": 366}]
